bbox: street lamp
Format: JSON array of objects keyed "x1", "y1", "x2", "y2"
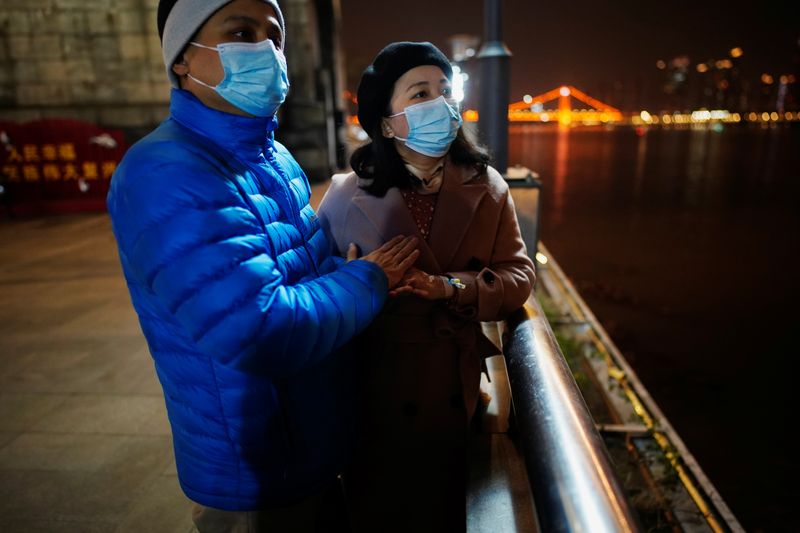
[{"x1": 477, "y1": 0, "x2": 512, "y2": 174}]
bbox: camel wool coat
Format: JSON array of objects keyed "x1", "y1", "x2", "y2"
[
  {"x1": 317, "y1": 160, "x2": 535, "y2": 532},
  {"x1": 317, "y1": 160, "x2": 536, "y2": 418}
]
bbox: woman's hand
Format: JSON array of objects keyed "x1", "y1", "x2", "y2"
[
  {"x1": 347, "y1": 236, "x2": 420, "y2": 289},
  {"x1": 390, "y1": 267, "x2": 455, "y2": 300}
]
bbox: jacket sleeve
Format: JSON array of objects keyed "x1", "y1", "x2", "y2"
[
  {"x1": 446, "y1": 186, "x2": 535, "y2": 322},
  {"x1": 110, "y1": 155, "x2": 387, "y2": 378}
]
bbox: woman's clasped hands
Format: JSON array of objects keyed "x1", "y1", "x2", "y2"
[{"x1": 388, "y1": 267, "x2": 455, "y2": 300}]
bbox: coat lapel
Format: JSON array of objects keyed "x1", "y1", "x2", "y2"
[
  {"x1": 351, "y1": 186, "x2": 441, "y2": 272},
  {"x1": 428, "y1": 161, "x2": 487, "y2": 270}
]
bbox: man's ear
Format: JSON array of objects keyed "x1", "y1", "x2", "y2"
[
  {"x1": 172, "y1": 57, "x2": 189, "y2": 77},
  {"x1": 380, "y1": 118, "x2": 394, "y2": 139}
]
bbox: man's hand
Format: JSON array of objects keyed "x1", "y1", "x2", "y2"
[
  {"x1": 347, "y1": 236, "x2": 420, "y2": 289},
  {"x1": 389, "y1": 267, "x2": 455, "y2": 300}
]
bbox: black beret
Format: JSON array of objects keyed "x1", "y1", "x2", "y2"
[{"x1": 357, "y1": 41, "x2": 453, "y2": 138}]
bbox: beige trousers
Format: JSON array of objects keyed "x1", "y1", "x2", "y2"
[{"x1": 191, "y1": 481, "x2": 349, "y2": 533}]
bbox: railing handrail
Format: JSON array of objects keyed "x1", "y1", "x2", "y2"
[{"x1": 503, "y1": 297, "x2": 640, "y2": 533}]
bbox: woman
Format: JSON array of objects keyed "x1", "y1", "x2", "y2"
[{"x1": 317, "y1": 41, "x2": 535, "y2": 532}]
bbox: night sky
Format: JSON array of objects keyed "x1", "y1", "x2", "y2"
[{"x1": 340, "y1": 0, "x2": 800, "y2": 110}]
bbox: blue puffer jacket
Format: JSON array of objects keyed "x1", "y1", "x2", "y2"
[{"x1": 107, "y1": 89, "x2": 387, "y2": 510}]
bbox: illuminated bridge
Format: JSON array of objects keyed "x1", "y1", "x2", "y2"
[
  {"x1": 464, "y1": 85, "x2": 623, "y2": 125},
  {"x1": 461, "y1": 86, "x2": 800, "y2": 126}
]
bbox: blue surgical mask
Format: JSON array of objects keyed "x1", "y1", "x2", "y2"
[
  {"x1": 389, "y1": 96, "x2": 462, "y2": 157},
  {"x1": 188, "y1": 38, "x2": 290, "y2": 118}
]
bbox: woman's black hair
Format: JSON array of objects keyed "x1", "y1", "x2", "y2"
[{"x1": 350, "y1": 118, "x2": 491, "y2": 198}]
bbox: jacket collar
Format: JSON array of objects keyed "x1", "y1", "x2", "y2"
[
  {"x1": 353, "y1": 186, "x2": 441, "y2": 272},
  {"x1": 169, "y1": 88, "x2": 278, "y2": 161}
]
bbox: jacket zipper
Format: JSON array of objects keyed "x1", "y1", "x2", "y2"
[{"x1": 262, "y1": 148, "x2": 321, "y2": 277}]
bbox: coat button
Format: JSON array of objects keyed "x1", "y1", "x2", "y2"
[{"x1": 402, "y1": 402, "x2": 418, "y2": 416}]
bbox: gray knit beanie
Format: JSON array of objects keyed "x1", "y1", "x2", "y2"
[{"x1": 158, "y1": 0, "x2": 285, "y2": 88}]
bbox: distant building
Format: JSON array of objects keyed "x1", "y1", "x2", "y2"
[{"x1": 661, "y1": 55, "x2": 690, "y2": 111}]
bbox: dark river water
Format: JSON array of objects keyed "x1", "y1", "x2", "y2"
[{"x1": 509, "y1": 124, "x2": 800, "y2": 532}]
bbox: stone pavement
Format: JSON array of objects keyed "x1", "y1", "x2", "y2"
[{"x1": 0, "y1": 213, "x2": 196, "y2": 532}]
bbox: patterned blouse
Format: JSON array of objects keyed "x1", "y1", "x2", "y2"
[{"x1": 401, "y1": 189, "x2": 439, "y2": 241}]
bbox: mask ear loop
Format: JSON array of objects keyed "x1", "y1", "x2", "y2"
[
  {"x1": 185, "y1": 42, "x2": 220, "y2": 89},
  {"x1": 383, "y1": 110, "x2": 406, "y2": 139},
  {"x1": 189, "y1": 42, "x2": 219, "y2": 52},
  {"x1": 186, "y1": 74, "x2": 216, "y2": 90}
]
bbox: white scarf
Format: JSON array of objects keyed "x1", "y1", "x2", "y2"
[{"x1": 403, "y1": 156, "x2": 445, "y2": 195}]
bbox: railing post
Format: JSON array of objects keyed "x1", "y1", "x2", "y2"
[
  {"x1": 477, "y1": 0, "x2": 512, "y2": 174},
  {"x1": 506, "y1": 167, "x2": 542, "y2": 260}
]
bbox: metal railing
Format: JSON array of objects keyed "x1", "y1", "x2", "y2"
[{"x1": 502, "y1": 298, "x2": 641, "y2": 533}]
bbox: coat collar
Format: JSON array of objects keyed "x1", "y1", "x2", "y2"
[
  {"x1": 351, "y1": 184, "x2": 441, "y2": 271},
  {"x1": 169, "y1": 88, "x2": 279, "y2": 161},
  {"x1": 427, "y1": 160, "x2": 487, "y2": 270},
  {"x1": 351, "y1": 159, "x2": 487, "y2": 273}
]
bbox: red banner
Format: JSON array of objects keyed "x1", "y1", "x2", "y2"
[{"x1": 0, "y1": 119, "x2": 129, "y2": 215}]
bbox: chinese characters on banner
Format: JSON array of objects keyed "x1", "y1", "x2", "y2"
[{"x1": 0, "y1": 119, "x2": 128, "y2": 215}]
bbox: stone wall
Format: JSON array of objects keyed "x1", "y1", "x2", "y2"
[
  {"x1": 0, "y1": 0, "x2": 345, "y2": 180},
  {"x1": 0, "y1": 0, "x2": 170, "y2": 131},
  {"x1": 281, "y1": 0, "x2": 345, "y2": 181}
]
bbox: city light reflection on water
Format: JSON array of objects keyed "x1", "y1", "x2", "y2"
[{"x1": 509, "y1": 124, "x2": 800, "y2": 531}]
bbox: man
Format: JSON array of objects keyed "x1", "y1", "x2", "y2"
[{"x1": 106, "y1": 0, "x2": 419, "y2": 531}]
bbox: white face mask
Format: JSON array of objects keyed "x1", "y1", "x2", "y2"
[
  {"x1": 188, "y1": 38, "x2": 290, "y2": 117},
  {"x1": 388, "y1": 96, "x2": 463, "y2": 157}
]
